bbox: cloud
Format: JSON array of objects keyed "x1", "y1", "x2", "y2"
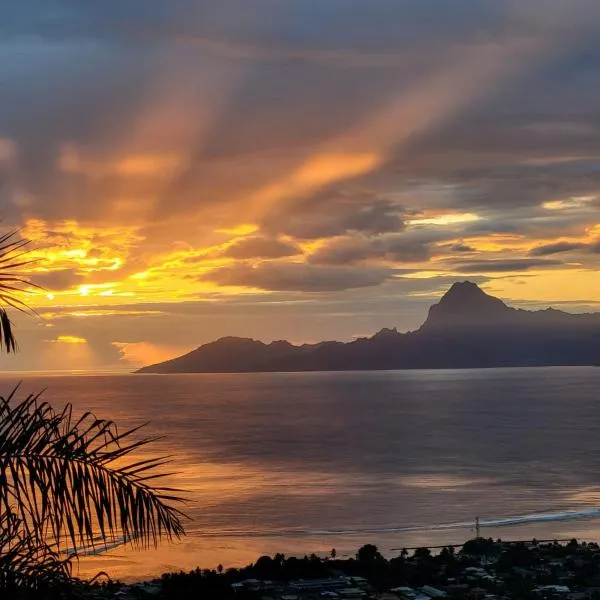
[
  {"x1": 30, "y1": 268, "x2": 86, "y2": 291},
  {"x1": 2, "y1": 0, "x2": 599, "y2": 235},
  {"x1": 463, "y1": 208, "x2": 594, "y2": 237},
  {"x1": 449, "y1": 243, "x2": 476, "y2": 253},
  {"x1": 529, "y1": 241, "x2": 588, "y2": 256},
  {"x1": 222, "y1": 236, "x2": 301, "y2": 259},
  {"x1": 113, "y1": 341, "x2": 193, "y2": 368},
  {"x1": 0, "y1": 138, "x2": 17, "y2": 165},
  {"x1": 127, "y1": 29, "x2": 432, "y2": 69},
  {"x1": 203, "y1": 262, "x2": 394, "y2": 292},
  {"x1": 454, "y1": 258, "x2": 563, "y2": 273},
  {"x1": 3, "y1": 0, "x2": 600, "y2": 370},
  {"x1": 308, "y1": 233, "x2": 433, "y2": 266},
  {"x1": 262, "y1": 192, "x2": 405, "y2": 240},
  {"x1": 49, "y1": 335, "x2": 87, "y2": 344}
]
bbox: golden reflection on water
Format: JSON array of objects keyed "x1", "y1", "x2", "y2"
[
  {"x1": 75, "y1": 458, "x2": 360, "y2": 580},
  {"x1": 567, "y1": 488, "x2": 600, "y2": 504},
  {"x1": 77, "y1": 534, "x2": 344, "y2": 581},
  {"x1": 400, "y1": 474, "x2": 496, "y2": 490},
  {"x1": 167, "y1": 457, "x2": 356, "y2": 504}
]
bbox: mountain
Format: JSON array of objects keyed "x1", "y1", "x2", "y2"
[
  {"x1": 424, "y1": 280, "x2": 511, "y2": 328},
  {"x1": 137, "y1": 282, "x2": 600, "y2": 373}
]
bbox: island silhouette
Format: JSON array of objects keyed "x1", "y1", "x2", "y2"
[{"x1": 137, "y1": 281, "x2": 600, "y2": 373}]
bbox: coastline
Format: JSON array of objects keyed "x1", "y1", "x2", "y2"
[
  {"x1": 75, "y1": 510, "x2": 600, "y2": 583},
  {"x1": 82, "y1": 538, "x2": 600, "y2": 600}
]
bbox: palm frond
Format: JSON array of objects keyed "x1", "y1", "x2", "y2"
[
  {"x1": 0, "y1": 510, "x2": 71, "y2": 591},
  {"x1": 0, "y1": 229, "x2": 37, "y2": 353},
  {"x1": 0, "y1": 309, "x2": 16, "y2": 353},
  {"x1": 0, "y1": 388, "x2": 186, "y2": 557}
]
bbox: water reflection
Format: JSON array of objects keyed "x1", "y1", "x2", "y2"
[{"x1": 0, "y1": 367, "x2": 598, "y2": 580}]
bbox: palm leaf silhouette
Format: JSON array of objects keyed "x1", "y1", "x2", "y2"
[
  {"x1": 0, "y1": 510, "x2": 71, "y2": 591},
  {"x1": 0, "y1": 228, "x2": 38, "y2": 353},
  {"x1": 0, "y1": 388, "x2": 185, "y2": 554}
]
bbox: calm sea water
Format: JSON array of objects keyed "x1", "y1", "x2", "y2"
[{"x1": 1, "y1": 367, "x2": 600, "y2": 580}]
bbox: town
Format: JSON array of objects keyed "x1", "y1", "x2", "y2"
[{"x1": 104, "y1": 538, "x2": 600, "y2": 600}]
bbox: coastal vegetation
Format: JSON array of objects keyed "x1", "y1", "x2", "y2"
[{"x1": 85, "y1": 538, "x2": 600, "y2": 600}]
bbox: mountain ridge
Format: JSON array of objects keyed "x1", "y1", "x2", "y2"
[{"x1": 137, "y1": 282, "x2": 600, "y2": 373}]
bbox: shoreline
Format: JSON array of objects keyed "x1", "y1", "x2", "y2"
[
  {"x1": 75, "y1": 513, "x2": 600, "y2": 583},
  {"x1": 90, "y1": 537, "x2": 600, "y2": 599}
]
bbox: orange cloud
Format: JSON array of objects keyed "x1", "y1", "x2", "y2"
[
  {"x1": 113, "y1": 341, "x2": 194, "y2": 368},
  {"x1": 238, "y1": 36, "x2": 556, "y2": 227}
]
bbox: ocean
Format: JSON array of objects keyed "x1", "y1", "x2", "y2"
[{"x1": 1, "y1": 367, "x2": 599, "y2": 581}]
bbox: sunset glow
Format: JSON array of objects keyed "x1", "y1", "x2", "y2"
[{"x1": 1, "y1": 1, "x2": 599, "y2": 371}]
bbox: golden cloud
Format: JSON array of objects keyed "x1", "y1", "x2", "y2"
[{"x1": 52, "y1": 335, "x2": 88, "y2": 344}]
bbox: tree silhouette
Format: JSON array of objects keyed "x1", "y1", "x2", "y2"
[{"x1": 357, "y1": 544, "x2": 383, "y2": 564}]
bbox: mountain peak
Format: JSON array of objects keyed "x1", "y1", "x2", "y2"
[
  {"x1": 137, "y1": 280, "x2": 600, "y2": 373},
  {"x1": 372, "y1": 327, "x2": 400, "y2": 340},
  {"x1": 447, "y1": 280, "x2": 483, "y2": 294},
  {"x1": 442, "y1": 281, "x2": 492, "y2": 303},
  {"x1": 422, "y1": 281, "x2": 511, "y2": 329}
]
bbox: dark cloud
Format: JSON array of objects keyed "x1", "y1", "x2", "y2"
[
  {"x1": 463, "y1": 208, "x2": 595, "y2": 237},
  {"x1": 29, "y1": 269, "x2": 85, "y2": 291},
  {"x1": 223, "y1": 236, "x2": 300, "y2": 259},
  {"x1": 460, "y1": 167, "x2": 600, "y2": 213},
  {"x1": 308, "y1": 233, "x2": 432, "y2": 265},
  {"x1": 262, "y1": 191, "x2": 405, "y2": 240},
  {"x1": 4, "y1": 0, "x2": 600, "y2": 231},
  {"x1": 529, "y1": 241, "x2": 588, "y2": 256},
  {"x1": 203, "y1": 262, "x2": 394, "y2": 292},
  {"x1": 455, "y1": 258, "x2": 563, "y2": 273},
  {"x1": 450, "y1": 243, "x2": 476, "y2": 253}
]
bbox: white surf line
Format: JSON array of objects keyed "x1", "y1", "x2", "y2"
[
  {"x1": 63, "y1": 535, "x2": 134, "y2": 557},
  {"x1": 181, "y1": 508, "x2": 600, "y2": 540}
]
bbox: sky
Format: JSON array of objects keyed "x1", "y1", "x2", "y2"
[{"x1": 1, "y1": 0, "x2": 600, "y2": 371}]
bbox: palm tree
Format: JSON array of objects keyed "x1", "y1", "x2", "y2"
[{"x1": 0, "y1": 229, "x2": 185, "y2": 592}]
